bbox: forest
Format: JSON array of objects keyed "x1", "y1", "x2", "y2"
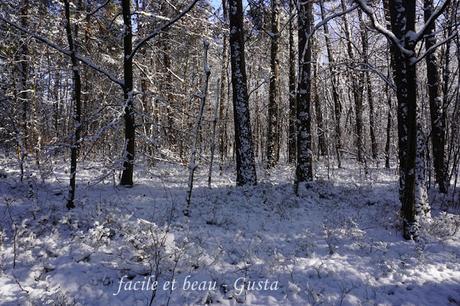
[{"x1": 0, "y1": 0, "x2": 459, "y2": 305}]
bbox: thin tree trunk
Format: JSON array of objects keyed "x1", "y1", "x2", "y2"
[
  {"x1": 120, "y1": 0, "x2": 135, "y2": 186},
  {"x1": 64, "y1": 0, "x2": 82, "y2": 209},
  {"x1": 313, "y1": 43, "x2": 327, "y2": 157},
  {"x1": 359, "y1": 11, "x2": 378, "y2": 160},
  {"x1": 228, "y1": 0, "x2": 257, "y2": 186},
  {"x1": 208, "y1": 78, "x2": 220, "y2": 187},
  {"x1": 341, "y1": 0, "x2": 364, "y2": 163},
  {"x1": 319, "y1": 0, "x2": 342, "y2": 167},
  {"x1": 296, "y1": 0, "x2": 313, "y2": 186},
  {"x1": 16, "y1": 0, "x2": 29, "y2": 181},
  {"x1": 219, "y1": 0, "x2": 229, "y2": 174},
  {"x1": 266, "y1": 0, "x2": 280, "y2": 168},
  {"x1": 385, "y1": 71, "x2": 392, "y2": 169},
  {"x1": 288, "y1": 0, "x2": 296, "y2": 164},
  {"x1": 185, "y1": 41, "x2": 211, "y2": 216},
  {"x1": 424, "y1": 0, "x2": 448, "y2": 193}
]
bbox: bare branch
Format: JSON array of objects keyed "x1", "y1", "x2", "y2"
[
  {"x1": 414, "y1": 0, "x2": 451, "y2": 42},
  {"x1": 77, "y1": 0, "x2": 111, "y2": 23},
  {"x1": 412, "y1": 30, "x2": 458, "y2": 65},
  {"x1": 0, "y1": 16, "x2": 124, "y2": 87},
  {"x1": 129, "y1": 0, "x2": 199, "y2": 60},
  {"x1": 354, "y1": 0, "x2": 414, "y2": 57}
]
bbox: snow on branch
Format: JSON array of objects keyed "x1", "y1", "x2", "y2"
[
  {"x1": 354, "y1": 0, "x2": 414, "y2": 57},
  {"x1": 0, "y1": 16, "x2": 124, "y2": 87},
  {"x1": 128, "y1": 0, "x2": 199, "y2": 60},
  {"x1": 412, "y1": 30, "x2": 458, "y2": 65},
  {"x1": 414, "y1": 0, "x2": 451, "y2": 42},
  {"x1": 300, "y1": 2, "x2": 359, "y2": 53},
  {"x1": 312, "y1": 3, "x2": 359, "y2": 36}
]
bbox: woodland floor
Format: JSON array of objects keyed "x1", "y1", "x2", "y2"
[{"x1": 0, "y1": 158, "x2": 459, "y2": 305}]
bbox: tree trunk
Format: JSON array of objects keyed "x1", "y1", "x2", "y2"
[
  {"x1": 228, "y1": 0, "x2": 257, "y2": 186},
  {"x1": 16, "y1": 0, "x2": 29, "y2": 181},
  {"x1": 389, "y1": 0, "x2": 418, "y2": 239},
  {"x1": 341, "y1": 0, "x2": 364, "y2": 163},
  {"x1": 288, "y1": 0, "x2": 296, "y2": 164},
  {"x1": 266, "y1": 0, "x2": 280, "y2": 168},
  {"x1": 219, "y1": 0, "x2": 229, "y2": 174},
  {"x1": 64, "y1": 0, "x2": 82, "y2": 209},
  {"x1": 296, "y1": 0, "x2": 313, "y2": 185},
  {"x1": 384, "y1": 71, "x2": 392, "y2": 169},
  {"x1": 313, "y1": 43, "x2": 327, "y2": 157},
  {"x1": 208, "y1": 78, "x2": 220, "y2": 187},
  {"x1": 424, "y1": 0, "x2": 447, "y2": 193},
  {"x1": 185, "y1": 41, "x2": 211, "y2": 216},
  {"x1": 319, "y1": 0, "x2": 342, "y2": 167},
  {"x1": 383, "y1": 0, "x2": 393, "y2": 169},
  {"x1": 359, "y1": 11, "x2": 378, "y2": 160},
  {"x1": 120, "y1": 0, "x2": 135, "y2": 186}
]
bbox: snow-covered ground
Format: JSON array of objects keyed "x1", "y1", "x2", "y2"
[{"x1": 0, "y1": 159, "x2": 459, "y2": 305}]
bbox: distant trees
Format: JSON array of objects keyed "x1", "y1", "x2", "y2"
[{"x1": 1, "y1": 0, "x2": 200, "y2": 194}]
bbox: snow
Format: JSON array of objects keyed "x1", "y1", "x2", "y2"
[{"x1": 0, "y1": 160, "x2": 459, "y2": 305}]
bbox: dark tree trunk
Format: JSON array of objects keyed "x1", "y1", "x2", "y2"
[
  {"x1": 389, "y1": 0, "x2": 418, "y2": 239},
  {"x1": 228, "y1": 0, "x2": 257, "y2": 186},
  {"x1": 319, "y1": 0, "x2": 342, "y2": 167},
  {"x1": 296, "y1": 0, "x2": 313, "y2": 184},
  {"x1": 288, "y1": 0, "x2": 296, "y2": 164},
  {"x1": 266, "y1": 0, "x2": 280, "y2": 168},
  {"x1": 424, "y1": 0, "x2": 447, "y2": 193},
  {"x1": 120, "y1": 0, "x2": 135, "y2": 186},
  {"x1": 64, "y1": 0, "x2": 82, "y2": 209}
]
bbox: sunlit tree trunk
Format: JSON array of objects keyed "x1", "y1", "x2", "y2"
[{"x1": 228, "y1": 0, "x2": 257, "y2": 186}]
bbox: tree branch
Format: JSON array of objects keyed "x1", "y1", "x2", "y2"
[
  {"x1": 129, "y1": 0, "x2": 199, "y2": 60},
  {"x1": 0, "y1": 16, "x2": 124, "y2": 87},
  {"x1": 414, "y1": 0, "x2": 451, "y2": 42},
  {"x1": 78, "y1": 0, "x2": 111, "y2": 23},
  {"x1": 412, "y1": 30, "x2": 458, "y2": 65},
  {"x1": 354, "y1": 0, "x2": 414, "y2": 57}
]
